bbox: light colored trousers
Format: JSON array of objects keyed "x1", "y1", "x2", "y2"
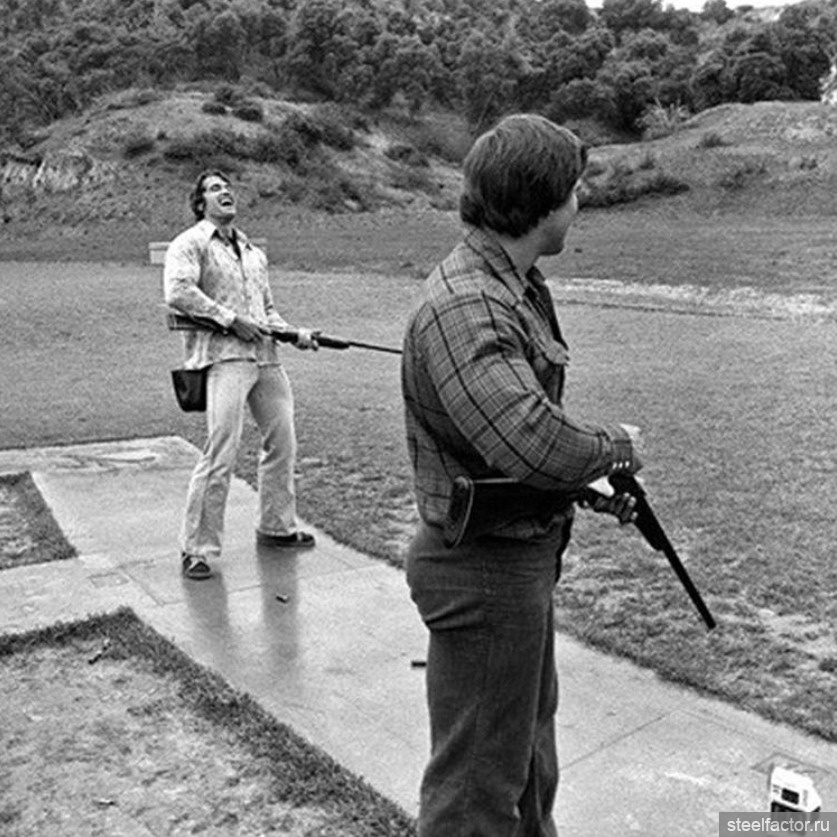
[{"x1": 181, "y1": 360, "x2": 299, "y2": 560}]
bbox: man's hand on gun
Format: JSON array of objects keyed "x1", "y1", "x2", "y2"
[
  {"x1": 229, "y1": 317, "x2": 319, "y2": 350},
  {"x1": 580, "y1": 423, "x2": 644, "y2": 525},
  {"x1": 230, "y1": 314, "x2": 263, "y2": 343},
  {"x1": 268, "y1": 324, "x2": 319, "y2": 350},
  {"x1": 582, "y1": 476, "x2": 639, "y2": 525}
]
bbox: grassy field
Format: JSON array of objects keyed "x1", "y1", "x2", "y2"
[{"x1": 2, "y1": 206, "x2": 837, "y2": 744}]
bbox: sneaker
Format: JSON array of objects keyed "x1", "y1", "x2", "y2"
[
  {"x1": 181, "y1": 552, "x2": 212, "y2": 580},
  {"x1": 256, "y1": 530, "x2": 316, "y2": 549}
]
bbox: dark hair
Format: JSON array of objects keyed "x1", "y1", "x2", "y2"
[
  {"x1": 460, "y1": 114, "x2": 587, "y2": 238},
  {"x1": 189, "y1": 169, "x2": 231, "y2": 220}
]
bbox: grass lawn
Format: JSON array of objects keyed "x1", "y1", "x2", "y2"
[
  {"x1": 2, "y1": 206, "x2": 837, "y2": 744},
  {"x1": 0, "y1": 609, "x2": 415, "y2": 835}
]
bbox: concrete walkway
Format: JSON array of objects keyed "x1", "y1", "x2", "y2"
[{"x1": 1, "y1": 436, "x2": 834, "y2": 835}]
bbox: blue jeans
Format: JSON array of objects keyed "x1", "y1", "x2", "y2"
[
  {"x1": 181, "y1": 360, "x2": 298, "y2": 560},
  {"x1": 407, "y1": 520, "x2": 570, "y2": 837}
]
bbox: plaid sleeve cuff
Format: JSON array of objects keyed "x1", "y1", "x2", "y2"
[{"x1": 605, "y1": 425, "x2": 635, "y2": 474}]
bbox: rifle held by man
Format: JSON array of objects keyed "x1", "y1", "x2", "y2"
[{"x1": 165, "y1": 309, "x2": 402, "y2": 354}]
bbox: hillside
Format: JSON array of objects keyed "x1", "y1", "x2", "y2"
[
  {"x1": 1, "y1": 90, "x2": 837, "y2": 266},
  {"x1": 0, "y1": 87, "x2": 465, "y2": 262},
  {"x1": 586, "y1": 100, "x2": 837, "y2": 217}
]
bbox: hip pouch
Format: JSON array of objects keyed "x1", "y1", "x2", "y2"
[{"x1": 171, "y1": 368, "x2": 207, "y2": 412}]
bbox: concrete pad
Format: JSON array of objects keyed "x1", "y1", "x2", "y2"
[{"x1": 2, "y1": 436, "x2": 835, "y2": 832}]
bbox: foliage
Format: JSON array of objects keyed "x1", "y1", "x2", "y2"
[
  {"x1": 0, "y1": 0, "x2": 834, "y2": 144},
  {"x1": 638, "y1": 99, "x2": 690, "y2": 139},
  {"x1": 581, "y1": 154, "x2": 690, "y2": 207}
]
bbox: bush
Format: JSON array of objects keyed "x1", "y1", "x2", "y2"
[
  {"x1": 638, "y1": 102, "x2": 690, "y2": 140},
  {"x1": 122, "y1": 132, "x2": 155, "y2": 159},
  {"x1": 581, "y1": 162, "x2": 689, "y2": 207},
  {"x1": 309, "y1": 106, "x2": 357, "y2": 151},
  {"x1": 283, "y1": 111, "x2": 323, "y2": 147},
  {"x1": 698, "y1": 131, "x2": 728, "y2": 149},
  {"x1": 233, "y1": 102, "x2": 264, "y2": 123},
  {"x1": 201, "y1": 101, "x2": 227, "y2": 116},
  {"x1": 385, "y1": 143, "x2": 429, "y2": 167},
  {"x1": 213, "y1": 84, "x2": 242, "y2": 106},
  {"x1": 163, "y1": 129, "x2": 240, "y2": 162},
  {"x1": 717, "y1": 159, "x2": 766, "y2": 190},
  {"x1": 399, "y1": 119, "x2": 472, "y2": 165},
  {"x1": 251, "y1": 130, "x2": 306, "y2": 167}
]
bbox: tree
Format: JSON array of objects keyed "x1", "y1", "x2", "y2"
[
  {"x1": 595, "y1": 57, "x2": 657, "y2": 130},
  {"x1": 702, "y1": 0, "x2": 734, "y2": 25},
  {"x1": 599, "y1": 0, "x2": 665, "y2": 39},
  {"x1": 730, "y1": 51, "x2": 789, "y2": 102},
  {"x1": 521, "y1": 0, "x2": 592, "y2": 38},
  {"x1": 457, "y1": 29, "x2": 524, "y2": 130},
  {"x1": 285, "y1": 0, "x2": 347, "y2": 96},
  {"x1": 775, "y1": 3, "x2": 832, "y2": 100},
  {"x1": 194, "y1": 9, "x2": 245, "y2": 80}
]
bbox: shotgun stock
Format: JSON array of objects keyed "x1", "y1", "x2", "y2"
[{"x1": 442, "y1": 473, "x2": 715, "y2": 630}]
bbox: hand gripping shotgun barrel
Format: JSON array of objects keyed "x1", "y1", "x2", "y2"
[
  {"x1": 443, "y1": 472, "x2": 716, "y2": 630},
  {"x1": 165, "y1": 309, "x2": 402, "y2": 354}
]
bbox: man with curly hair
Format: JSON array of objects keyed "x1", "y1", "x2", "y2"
[{"x1": 165, "y1": 170, "x2": 317, "y2": 580}]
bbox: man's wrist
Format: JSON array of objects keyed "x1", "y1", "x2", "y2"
[{"x1": 605, "y1": 426, "x2": 637, "y2": 474}]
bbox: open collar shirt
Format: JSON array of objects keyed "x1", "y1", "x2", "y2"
[
  {"x1": 402, "y1": 226, "x2": 630, "y2": 541},
  {"x1": 163, "y1": 219, "x2": 288, "y2": 369}
]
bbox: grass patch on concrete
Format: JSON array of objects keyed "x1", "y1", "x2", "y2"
[
  {"x1": 0, "y1": 472, "x2": 76, "y2": 570},
  {"x1": 0, "y1": 607, "x2": 416, "y2": 836}
]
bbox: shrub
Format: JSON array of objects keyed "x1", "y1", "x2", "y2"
[
  {"x1": 163, "y1": 129, "x2": 241, "y2": 162},
  {"x1": 385, "y1": 143, "x2": 429, "y2": 167},
  {"x1": 698, "y1": 131, "x2": 728, "y2": 149},
  {"x1": 233, "y1": 102, "x2": 264, "y2": 123},
  {"x1": 389, "y1": 164, "x2": 436, "y2": 194},
  {"x1": 581, "y1": 164, "x2": 689, "y2": 207},
  {"x1": 201, "y1": 101, "x2": 227, "y2": 116},
  {"x1": 717, "y1": 159, "x2": 767, "y2": 190},
  {"x1": 309, "y1": 106, "x2": 357, "y2": 151},
  {"x1": 213, "y1": 84, "x2": 242, "y2": 106},
  {"x1": 283, "y1": 111, "x2": 323, "y2": 147},
  {"x1": 251, "y1": 130, "x2": 306, "y2": 167},
  {"x1": 381, "y1": 112, "x2": 472, "y2": 165},
  {"x1": 122, "y1": 132, "x2": 155, "y2": 159},
  {"x1": 638, "y1": 102, "x2": 690, "y2": 140}
]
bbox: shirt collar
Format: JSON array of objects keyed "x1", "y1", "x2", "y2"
[
  {"x1": 195, "y1": 218, "x2": 250, "y2": 248},
  {"x1": 462, "y1": 225, "x2": 546, "y2": 304}
]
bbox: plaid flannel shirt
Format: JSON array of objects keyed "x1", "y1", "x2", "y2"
[
  {"x1": 163, "y1": 220, "x2": 288, "y2": 369},
  {"x1": 402, "y1": 226, "x2": 633, "y2": 541}
]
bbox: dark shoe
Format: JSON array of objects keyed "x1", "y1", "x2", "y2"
[
  {"x1": 181, "y1": 552, "x2": 212, "y2": 580},
  {"x1": 256, "y1": 530, "x2": 316, "y2": 549}
]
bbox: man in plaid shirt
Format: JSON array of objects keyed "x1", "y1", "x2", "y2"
[{"x1": 402, "y1": 114, "x2": 643, "y2": 836}]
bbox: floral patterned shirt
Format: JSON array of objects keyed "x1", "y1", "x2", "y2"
[{"x1": 163, "y1": 219, "x2": 288, "y2": 369}]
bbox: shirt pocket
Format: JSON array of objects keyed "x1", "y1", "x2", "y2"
[{"x1": 528, "y1": 337, "x2": 568, "y2": 403}]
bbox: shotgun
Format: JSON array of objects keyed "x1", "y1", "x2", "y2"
[
  {"x1": 443, "y1": 472, "x2": 716, "y2": 630},
  {"x1": 165, "y1": 309, "x2": 402, "y2": 355}
]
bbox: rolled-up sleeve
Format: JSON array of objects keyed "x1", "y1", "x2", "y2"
[{"x1": 163, "y1": 232, "x2": 236, "y2": 330}]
